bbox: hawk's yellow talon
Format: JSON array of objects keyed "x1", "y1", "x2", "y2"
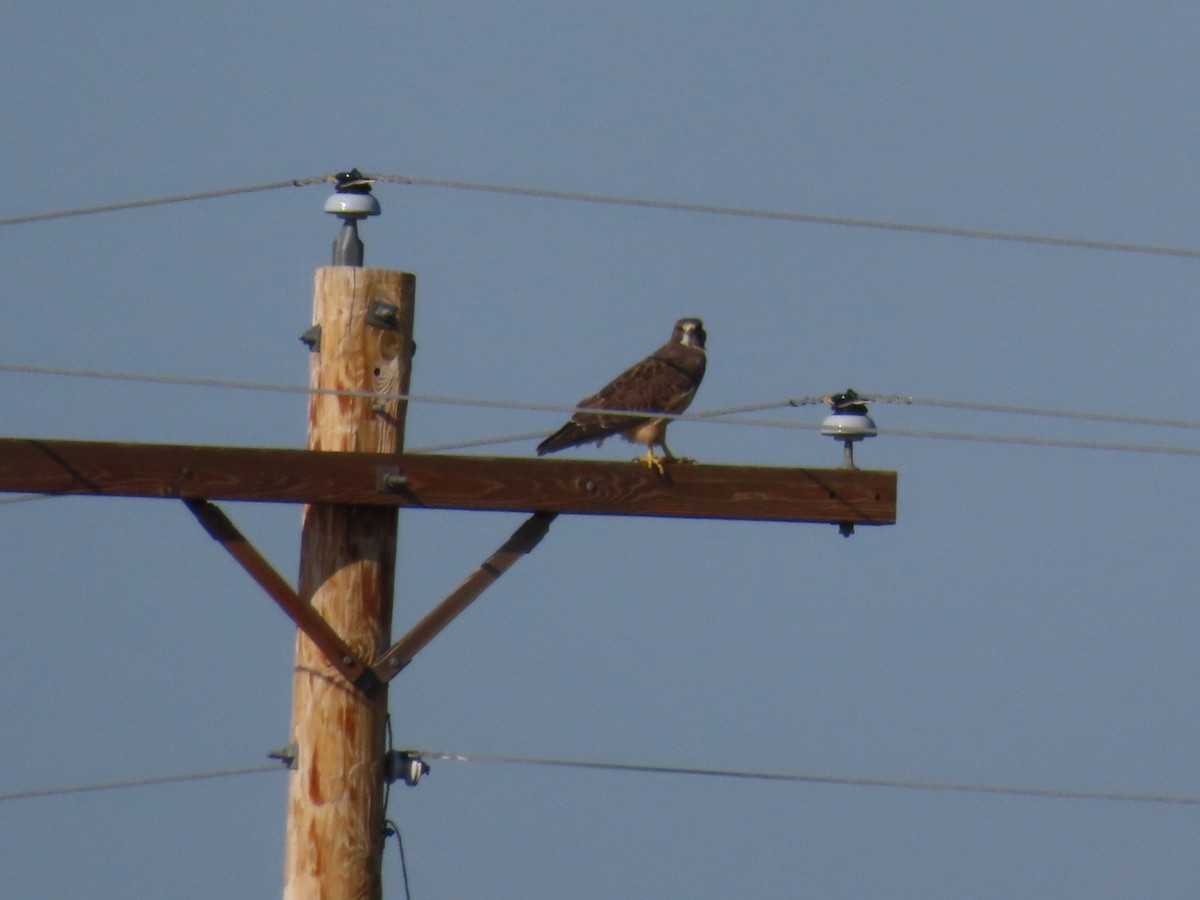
[{"x1": 634, "y1": 448, "x2": 669, "y2": 477}]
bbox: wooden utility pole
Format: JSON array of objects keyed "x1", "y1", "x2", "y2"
[{"x1": 283, "y1": 265, "x2": 415, "y2": 899}]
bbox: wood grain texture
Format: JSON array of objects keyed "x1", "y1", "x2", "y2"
[
  {"x1": 0, "y1": 441, "x2": 896, "y2": 525},
  {"x1": 284, "y1": 267, "x2": 414, "y2": 900}
]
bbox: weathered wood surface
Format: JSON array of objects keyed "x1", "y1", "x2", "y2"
[
  {"x1": 284, "y1": 267, "x2": 414, "y2": 900},
  {"x1": 0, "y1": 440, "x2": 896, "y2": 525}
]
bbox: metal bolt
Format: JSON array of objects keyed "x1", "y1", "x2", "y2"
[
  {"x1": 267, "y1": 743, "x2": 299, "y2": 769},
  {"x1": 382, "y1": 473, "x2": 408, "y2": 490}
]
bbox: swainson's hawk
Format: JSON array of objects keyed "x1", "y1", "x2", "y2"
[{"x1": 537, "y1": 318, "x2": 707, "y2": 472}]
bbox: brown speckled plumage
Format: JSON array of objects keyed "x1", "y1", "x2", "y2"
[{"x1": 537, "y1": 318, "x2": 707, "y2": 465}]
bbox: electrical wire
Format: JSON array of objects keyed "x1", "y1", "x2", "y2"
[
  {"x1": 3, "y1": 169, "x2": 1200, "y2": 259},
  {"x1": 865, "y1": 393, "x2": 1200, "y2": 431},
  {"x1": 413, "y1": 750, "x2": 1200, "y2": 808},
  {"x1": 0, "y1": 763, "x2": 284, "y2": 803},
  {"x1": 0, "y1": 361, "x2": 824, "y2": 428},
  {"x1": 408, "y1": 424, "x2": 1200, "y2": 458},
  {"x1": 408, "y1": 430, "x2": 550, "y2": 454},
  {"x1": 700, "y1": 394, "x2": 1200, "y2": 432},
  {"x1": 403, "y1": 392, "x2": 1200, "y2": 454},
  {"x1": 879, "y1": 425, "x2": 1200, "y2": 456},
  {"x1": 6, "y1": 360, "x2": 1199, "y2": 432},
  {"x1": 370, "y1": 173, "x2": 1200, "y2": 258},
  {"x1": 385, "y1": 818, "x2": 414, "y2": 900},
  {"x1": 0, "y1": 176, "x2": 330, "y2": 226},
  {"x1": 382, "y1": 714, "x2": 414, "y2": 900},
  {"x1": 2, "y1": 360, "x2": 1199, "y2": 459},
  {"x1": 4, "y1": 748, "x2": 1193, "y2": 810},
  {"x1": 0, "y1": 360, "x2": 596, "y2": 416}
]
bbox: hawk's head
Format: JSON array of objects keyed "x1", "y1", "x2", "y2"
[{"x1": 674, "y1": 317, "x2": 706, "y2": 350}]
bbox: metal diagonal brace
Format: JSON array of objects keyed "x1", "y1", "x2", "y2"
[
  {"x1": 183, "y1": 499, "x2": 384, "y2": 693},
  {"x1": 375, "y1": 511, "x2": 558, "y2": 678}
]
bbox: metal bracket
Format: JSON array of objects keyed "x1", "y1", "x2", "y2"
[
  {"x1": 298, "y1": 324, "x2": 321, "y2": 352},
  {"x1": 384, "y1": 750, "x2": 430, "y2": 787},
  {"x1": 366, "y1": 299, "x2": 401, "y2": 331},
  {"x1": 267, "y1": 742, "x2": 299, "y2": 769}
]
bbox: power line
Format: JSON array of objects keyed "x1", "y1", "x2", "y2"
[
  {"x1": 372, "y1": 173, "x2": 1200, "y2": 259},
  {"x1": 0, "y1": 763, "x2": 284, "y2": 803},
  {"x1": 6, "y1": 361, "x2": 1199, "y2": 434},
  {"x1": 866, "y1": 393, "x2": 1200, "y2": 431},
  {"x1": 880, "y1": 425, "x2": 1200, "y2": 457},
  {"x1": 399, "y1": 419, "x2": 1200, "y2": 458},
  {"x1": 0, "y1": 493, "x2": 52, "y2": 506},
  {"x1": 0, "y1": 361, "x2": 815, "y2": 428},
  {"x1": 409, "y1": 430, "x2": 550, "y2": 454},
  {"x1": 11, "y1": 745, "x2": 1192, "y2": 817},
  {"x1": 0, "y1": 360, "x2": 692, "y2": 421},
  {"x1": 2, "y1": 361, "x2": 1200, "y2": 458},
  {"x1": 0, "y1": 176, "x2": 330, "y2": 226},
  {"x1": 415, "y1": 750, "x2": 1200, "y2": 808},
  {"x1": 3, "y1": 169, "x2": 1200, "y2": 260},
  {"x1": 702, "y1": 394, "x2": 1200, "y2": 433}
]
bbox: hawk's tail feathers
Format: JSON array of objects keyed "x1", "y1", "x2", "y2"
[{"x1": 537, "y1": 420, "x2": 604, "y2": 456}]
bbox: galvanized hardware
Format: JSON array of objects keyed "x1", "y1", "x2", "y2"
[
  {"x1": 384, "y1": 750, "x2": 430, "y2": 787},
  {"x1": 267, "y1": 742, "x2": 299, "y2": 769},
  {"x1": 377, "y1": 467, "x2": 409, "y2": 493},
  {"x1": 298, "y1": 324, "x2": 321, "y2": 352},
  {"x1": 366, "y1": 299, "x2": 401, "y2": 331}
]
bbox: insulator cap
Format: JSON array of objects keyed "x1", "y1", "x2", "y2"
[
  {"x1": 324, "y1": 192, "x2": 381, "y2": 217},
  {"x1": 820, "y1": 412, "x2": 877, "y2": 440}
]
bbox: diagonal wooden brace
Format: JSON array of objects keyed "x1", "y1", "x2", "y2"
[
  {"x1": 374, "y1": 511, "x2": 558, "y2": 679},
  {"x1": 183, "y1": 498, "x2": 384, "y2": 693}
]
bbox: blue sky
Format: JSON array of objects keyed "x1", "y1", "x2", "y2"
[{"x1": 3, "y1": 2, "x2": 1199, "y2": 897}]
